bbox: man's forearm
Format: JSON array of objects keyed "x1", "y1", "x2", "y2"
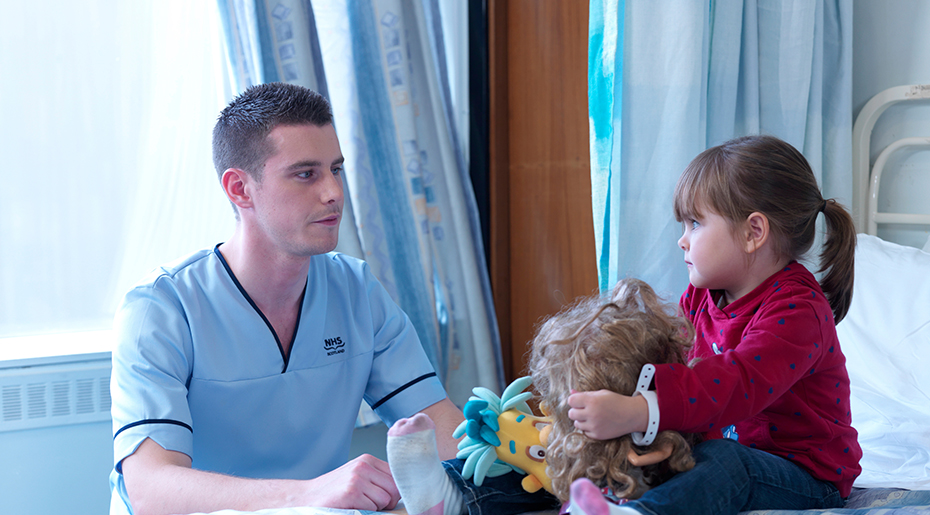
[
  {"x1": 122, "y1": 438, "x2": 399, "y2": 515},
  {"x1": 419, "y1": 397, "x2": 466, "y2": 460}
]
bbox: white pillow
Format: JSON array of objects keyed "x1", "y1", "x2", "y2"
[{"x1": 837, "y1": 234, "x2": 930, "y2": 489}]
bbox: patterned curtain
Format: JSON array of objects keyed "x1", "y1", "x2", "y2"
[{"x1": 217, "y1": 0, "x2": 504, "y2": 406}]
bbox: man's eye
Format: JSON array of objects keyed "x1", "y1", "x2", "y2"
[{"x1": 333, "y1": 166, "x2": 344, "y2": 176}]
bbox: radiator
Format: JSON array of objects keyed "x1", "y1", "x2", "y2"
[
  {"x1": 0, "y1": 353, "x2": 112, "y2": 433},
  {"x1": 0, "y1": 353, "x2": 113, "y2": 515}
]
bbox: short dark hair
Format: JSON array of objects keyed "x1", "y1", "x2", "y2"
[{"x1": 212, "y1": 82, "x2": 333, "y2": 181}]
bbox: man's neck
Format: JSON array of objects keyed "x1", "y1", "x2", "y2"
[{"x1": 218, "y1": 230, "x2": 310, "y2": 316}]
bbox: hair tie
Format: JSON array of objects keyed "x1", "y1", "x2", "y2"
[{"x1": 820, "y1": 199, "x2": 829, "y2": 213}]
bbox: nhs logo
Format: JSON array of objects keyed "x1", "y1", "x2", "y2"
[{"x1": 324, "y1": 336, "x2": 345, "y2": 356}]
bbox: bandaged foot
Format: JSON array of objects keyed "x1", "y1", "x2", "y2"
[
  {"x1": 387, "y1": 413, "x2": 465, "y2": 515},
  {"x1": 569, "y1": 478, "x2": 640, "y2": 515}
]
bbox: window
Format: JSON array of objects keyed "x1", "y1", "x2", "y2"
[{"x1": 0, "y1": 1, "x2": 233, "y2": 360}]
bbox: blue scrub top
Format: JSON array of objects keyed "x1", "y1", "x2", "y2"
[{"x1": 109, "y1": 246, "x2": 446, "y2": 514}]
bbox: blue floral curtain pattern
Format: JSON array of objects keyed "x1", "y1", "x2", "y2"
[
  {"x1": 217, "y1": 0, "x2": 504, "y2": 406},
  {"x1": 217, "y1": 0, "x2": 329, "y2": 95},
  {"x1": 341, "y1": 0, "x2": 504, "y2": 402},
  {"x1": 589, "y1": 0, "x2": 853, "y2": 297}
]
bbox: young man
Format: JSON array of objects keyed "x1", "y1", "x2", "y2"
[{"x1": 109, "y1": 83, "x2": 464, "y2": 515}]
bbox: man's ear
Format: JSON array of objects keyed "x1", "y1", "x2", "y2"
[
  {"x1": 743, "y1": 212, "x2": 770, "y2": 254},
  {"x1": 221, "y1": 168, "x2": 254, "y2": 211}
]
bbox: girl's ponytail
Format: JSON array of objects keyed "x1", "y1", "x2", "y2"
[{"x1": 819, "y1": 199, "x2": 857, "y2": 323}]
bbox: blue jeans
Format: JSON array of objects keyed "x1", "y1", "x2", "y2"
[
  {"x1": 442, "y1": 459, "x2": 561, "y2": 515},
  {"x1": 625, "y1": 438, "x2": 844, "y2": 515}
]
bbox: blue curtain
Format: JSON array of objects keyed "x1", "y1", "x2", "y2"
[
  {"x1": 217, "y1": 0, "x2": 505, "y2": 407},
  {"x1": 589, "y1": 0, "x2": 853, "y2": 298}
]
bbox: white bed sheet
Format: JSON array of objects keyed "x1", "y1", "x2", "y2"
[{"x1": 837, "y1": 234, "x2": 930, "y2": 490}]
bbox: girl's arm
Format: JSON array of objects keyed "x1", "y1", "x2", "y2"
[{"x1": 567, "y1": 390, "x2": 649, "y2": 440}]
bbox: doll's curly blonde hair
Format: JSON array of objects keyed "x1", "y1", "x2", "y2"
[{"x1": 528, "y1": 278, "x2": 701, "y2": 503}]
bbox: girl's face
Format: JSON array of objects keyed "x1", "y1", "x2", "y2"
[{"x1": 677, "y1": 207, "x2": 749, "y2": 299}]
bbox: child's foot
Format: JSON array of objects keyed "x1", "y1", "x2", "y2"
[
  {"x1": 387, "y1": 413, "x2": 465, "y2": 515},
  {"x1": 569, "y1": 478, "x2": 640, "y2": 515}
]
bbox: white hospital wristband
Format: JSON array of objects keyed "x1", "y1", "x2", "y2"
[{"x1": 631, "y1": 364, "x2": 659, "y2": 446}]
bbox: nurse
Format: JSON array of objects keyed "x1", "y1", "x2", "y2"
[{"x1": 109, "y1": 82, "x2": 464, "y2": 515}]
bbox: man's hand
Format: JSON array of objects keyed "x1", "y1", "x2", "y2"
[
  {"x1": 301, "y1": 454, "x2": 400, "y2": 511},
  {"x1": 567, "y1": 389, "x2": 648, "y2": 440}
]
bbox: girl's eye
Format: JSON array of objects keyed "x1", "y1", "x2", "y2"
[{"x1": 690, "y1": 219, "x2": 700, "y2": 230}]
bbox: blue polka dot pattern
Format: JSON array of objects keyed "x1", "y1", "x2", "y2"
[{"x1": 676, "y1": 263, "x2": 858, "y2": 491}]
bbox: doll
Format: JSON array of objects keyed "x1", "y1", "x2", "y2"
[{"x1": 526, "y1": 278, "x2": 701, "y2": 503}]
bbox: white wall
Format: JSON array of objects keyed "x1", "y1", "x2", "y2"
[{"x1": 853, "y1": 0, "x2": 930, "y2": 248}]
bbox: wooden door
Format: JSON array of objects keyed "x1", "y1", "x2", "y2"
[{"x1": 489, "y1": 0, "x2": 598, "y2": 382}]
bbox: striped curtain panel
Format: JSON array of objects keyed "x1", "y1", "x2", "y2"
[{"x1": 217, "y1": 0, "x2": 504, "y2": 406}]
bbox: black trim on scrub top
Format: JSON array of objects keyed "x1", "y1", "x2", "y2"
[
  {"x1": 114, "y1": 418, "x2": 193, "y2": 440},
  {"x1": 214, "y1": 245, "x2": 306, "y2": 373},
  {"x1": 370, "y1": 372, "x2": 438, "y2": 410}
]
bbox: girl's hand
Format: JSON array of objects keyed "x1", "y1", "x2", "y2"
[{"x1": 567, "y1": 390, "x2": 649, "y2": 440}]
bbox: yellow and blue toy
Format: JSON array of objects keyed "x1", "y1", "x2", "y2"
[{"x1": 452, "y1": 376, "x2": 554, "y2": 495}]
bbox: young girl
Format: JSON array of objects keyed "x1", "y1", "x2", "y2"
[
  {"x1": 568, "y1": 135, "x2": 862, "y2": 515},
  {"x1": 385, "y1": 278, "x2": 701, "y2": 515}
]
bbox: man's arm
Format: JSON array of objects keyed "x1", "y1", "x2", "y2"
[
  {"x1": 418, "y1": 397, "x2": 465, "y2": 460},
  {"x1": 121, "y1": 438, "x2": 401, "y2": 515}
]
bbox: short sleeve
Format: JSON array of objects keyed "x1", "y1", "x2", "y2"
[
  {"x1": 110, "y1": 280, "x2": 196, "y2": 472},
  {"x1": 355, "y1": 262, "x2": 446, "y2": 426}
]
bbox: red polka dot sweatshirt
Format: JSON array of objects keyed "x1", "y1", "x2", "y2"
[{"x1": 654, "y1": 262, "x2": 862, "y2": 497}]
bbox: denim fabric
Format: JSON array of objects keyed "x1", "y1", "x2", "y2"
[
  {"x1": 625, "y1": 439, "x2": 845, "y2": 515},
  {"x1": 442, "y1": 459, "x2": 561, "y2": 515}
]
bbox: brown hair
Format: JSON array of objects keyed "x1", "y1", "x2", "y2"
[
  {"x1": 673, "y1": 135, "x2": 856, "y2": 323},
  {"x1": 528, "y1": 278, "x2": 700, "y2": 502},
  {"x1": 212, "y1": 82, "x2": 333, "y2": 183}
]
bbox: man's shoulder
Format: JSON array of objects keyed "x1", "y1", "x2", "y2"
[
  {"x1": 131, "y1": 247, "x2": 219, "y2": 291},
  {"x1": 311, "y1": 251, "x2": 373, "y2": 283}
]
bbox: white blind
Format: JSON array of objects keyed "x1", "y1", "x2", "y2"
[{"x1": 0, "y1": 1, "x2": 233, "y2": 348}]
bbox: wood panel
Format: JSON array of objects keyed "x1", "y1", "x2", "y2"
[{"x1": 489, "y1": 0, "x2": 598, "y2": 382}]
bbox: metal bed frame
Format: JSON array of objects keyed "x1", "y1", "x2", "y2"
[{"x1": 852, "y1": 83, "x2": 930, "y2": 235}]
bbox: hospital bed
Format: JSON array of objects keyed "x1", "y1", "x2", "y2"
[
  {"x1": 739, "y1": 84, "x2": 930, "y2": 514},
  {"x1": 190, "y1": 84, "x2": 930, "y2": 515}
]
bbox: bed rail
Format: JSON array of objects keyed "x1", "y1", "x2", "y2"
[{"x1": 852, "y1": 83, "x2": 930, "y2": 233}]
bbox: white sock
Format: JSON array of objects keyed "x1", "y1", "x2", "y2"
[
  {"x1": 569, "y1": 478, "x2": 641, "y2": 515},
  {"x1": 387, "y1": 414, "x2": 465, "y2": 515}
]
